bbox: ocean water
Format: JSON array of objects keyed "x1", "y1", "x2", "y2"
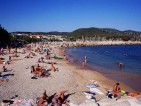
[{"x1": 66, "y1": 45, "x2": 141, "y2": 74}]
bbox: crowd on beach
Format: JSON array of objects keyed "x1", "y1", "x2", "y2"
[
  {"x1": 0, "y1": 43, "x2": 72, "y2": 106},
  {"x1": 0, "y1": 42, "x2": 141, "y2": 106}
]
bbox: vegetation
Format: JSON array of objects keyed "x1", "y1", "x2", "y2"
[
  {"x1": 0, "y1": 25, "x2": 40, "y2": 48},
  {"x1": 0, "y1": 25, "x2": 11, "y2": 47},
  {"x1": 65, "y1": 27, "x2": 141, "y2": 41},
  {"x1": 1, "y1": 25, "x2": 141, "y2": 47}
]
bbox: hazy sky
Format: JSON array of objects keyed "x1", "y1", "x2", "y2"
[{"x1": 0, "y1": 0, "x2": 141, "y2": 32}]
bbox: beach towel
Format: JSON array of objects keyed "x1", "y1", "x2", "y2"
[
  {"x1": 90, "y1": 88, "x2": 104, "y2": 95},
  {"x1": 85, "y1": 95, "x2": 92, "y2": 99},
  {"x1": 86, "y1": 84, "x2": 98, "y2": 88},
  {"x1": 83, "y1": 91, "x2": 96, "y2": 96},
  {"x1": 54, "y1": 57, "x2": 62, "y2": 60},
  {"x1": 12, "y1": 99, "x2": 34, "y2": 106},
  {"x1": 120, "y1": 90, "x2": 126, "y2": 93},
  {"x1": 128, "y1": 93, "x2": 139, "y2": 97},
  {"x1": 0, "y1": 76, "x2": 8, "y2": 80}
]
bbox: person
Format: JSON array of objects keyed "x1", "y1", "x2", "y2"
[
  {"x1": 8, "y1": 47, "x2": 11, "y2": 54},
  {"x1": 113, "y1": 83, "x2": 121, "y2": 100},
  {"x1": 42, "y1": 90, "x2": 49, "y2": 103},
  {"x1": 84, "y1": 56, "x2": 87, "y2": 66},
  {"x1": 63, "y1": 55, "x2": 67, "y2": 60},
  {"x1": 118, "y1": 62, "x2": 123, "y2": 71},
  {"x1": 31, "y1": 65, "x2": 36, "y2": 73},
  {"x1": 51, "y1": 90, "x2": 68, "y2": 106},
  {"x1": 0, "y1": 71, "x2": 2, "y2": 77},
  {"x1": 50, "y1": 64, "x2": 57, "y2": 72},
  {"x1": 82, "y1": 61, "x2": 85, "y2": 67},
  {"x1": 41, "y1": 57, "x2": 44, "y2": 63},
  {"x1": 9, "y1": 56, "x2": 12, "y2": 61},
  {"x1": 3, "y1": 66, "x2": 7, "y2": 72},
  {"x1": 37, "y1": 90, "x2": 49, "y2": 106},
  {"x1": 0, "y1": 48, "x2": 4, "y2": 55},
  {"x1": 22, "y1": 49, "x2": 26, "y2": 54},
  {"x1": 46, "y1": 55, "x2": 50, "y2": 60},
  {"x1": 38, "y1": 58, "x2": 41, "y2": 63}
]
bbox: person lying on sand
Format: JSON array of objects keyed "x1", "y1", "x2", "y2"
[
  {"x1": 31, "y1": 65, "x2": 42, "y2": 77},
  {"x1": 38, "y1": 58, "x2": 41, "y2": 63},
  {"x1": 37, "y1": 90, "x2": 69, "y2": 106},
  {"x1": 31, "y1": 65, "x2": 50, "y2": 77},
  {"x1": 51, "y1": 90, "x2": 69, "y2": 106},
  {"x1": 24, "y1": 53, "x2": 33, "y2": 59},
  {"x1": 24, "y1": 55, "x2": 30, "y2": 59},
  {"x1": 46, "y1": 61, "x2": 57, "y2": 64},
  {"x1": 12, "y1": 53, "x2": 19, "y2": 57},
  {"x1": 37, "y1": 90, "x2": 49, "y2": 106},
  {"x1": 30, "y1": 52, "x2": 36, "y2": 56},
  {"x1": 2, "y1": 60, "x2": 12, "y2": 65},
  {"x1": 46, "y1": 55, "x2": 50, "y2": 60},
  {"x1": 0, "y1": 58, "x2": 4, "y2": 64},
  {"x1": 38, "y1": 57, "x2": 45, "y2": 63}
]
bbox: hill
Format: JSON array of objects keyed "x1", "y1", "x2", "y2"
[
  {"x1": 66, "y1": 27, "x2": 141, "y2": 41},
  {"x1": 68, "y1": 27, "x2": 141, "y2": 37}
]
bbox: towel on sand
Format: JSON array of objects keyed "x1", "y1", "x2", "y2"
[{"x1": 90, "y1": 88, "x2": 104, "y2": 95}]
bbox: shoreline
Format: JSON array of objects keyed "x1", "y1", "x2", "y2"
[
  {"x1": 0, "y1": 42, "x2": 141, "y2": 105},
  {"x1": 63, "y1": 46, "x2": 141, "y2": 93},
  {"x1": 61, "y1": 41, "x2": 141, "y2": 47}
]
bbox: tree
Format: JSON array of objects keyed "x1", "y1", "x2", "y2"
[{"x1": 0, "y1": 25, "x2": 11, "y2": 47}]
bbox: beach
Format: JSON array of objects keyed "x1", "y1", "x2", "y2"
[{"x1": 0, "y1": 42, "x2": 141, "y2": 106}]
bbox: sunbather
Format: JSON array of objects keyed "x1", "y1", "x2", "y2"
[
  {"x1": 51, "y1": 90, "x2": 68, "y2": 105},
  {"x1": 37, "y1": 90, "x2": 49, "y2": 106},
  {"x1": 3, "y1": 66, "x2": 7, "y2": 72},
  {"x1": 113, "y1": 82, "x2": 121, "y2": 100},
  {"x1": 50, "y1": 64, "x2": 57, "y2": 72},
  {"x1": 12, "y1": 53, "x2": 19, "y2": 57}
]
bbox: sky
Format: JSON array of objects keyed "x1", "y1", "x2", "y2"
[{"x1": 0, "y1": 0, "x2": 141, "y2": 32}]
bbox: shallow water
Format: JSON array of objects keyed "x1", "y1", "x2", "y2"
[
  {"x1": 66, "y1": 45, "x2": 141, "y2": 74},
  {"x1": 65, "y1": 45, "x2": 141, "y2": 92}
]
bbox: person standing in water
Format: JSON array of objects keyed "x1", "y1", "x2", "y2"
[
  {"x1": 118, "y1": 62, "x2": 123, "y2": 71},
  {"x1": 82, "y1": 61, "x2": 85, "y2": 67},
  {"x1": 84, "y1": 56, "x2": 87, "y2": 65}
]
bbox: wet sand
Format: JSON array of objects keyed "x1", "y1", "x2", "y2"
[{"x1": 64, "y1": 47, "x2": 141, "y2": 93}]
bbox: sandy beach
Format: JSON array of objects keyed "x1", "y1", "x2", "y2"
[{"x1": 0, "y1": 42, "x2": 141, "y2": 106}]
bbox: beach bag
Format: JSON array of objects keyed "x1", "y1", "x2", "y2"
[{"x1": 106, "y1": 91, "x2": 113, "y2": 99}]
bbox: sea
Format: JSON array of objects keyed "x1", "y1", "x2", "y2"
[{"x1": 65, "y1": 45, "x2": 141, "y2": 75}]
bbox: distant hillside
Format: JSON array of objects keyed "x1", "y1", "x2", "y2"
[
  {"x1": 11, "y1": 27, "x2": 141, "y2": 41},
  {"x1": 66, "y1": 27, "x2": 141, "y2": 41},
  {"x1": 46, "y1": 31, "x2": 69, "y2": 35},
  {"x1": 68, "y1": 27, "x2": 141, "y2": 37},
  {"x1": 11, "y1": 28, "x2": 141, "y2": 37}
]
